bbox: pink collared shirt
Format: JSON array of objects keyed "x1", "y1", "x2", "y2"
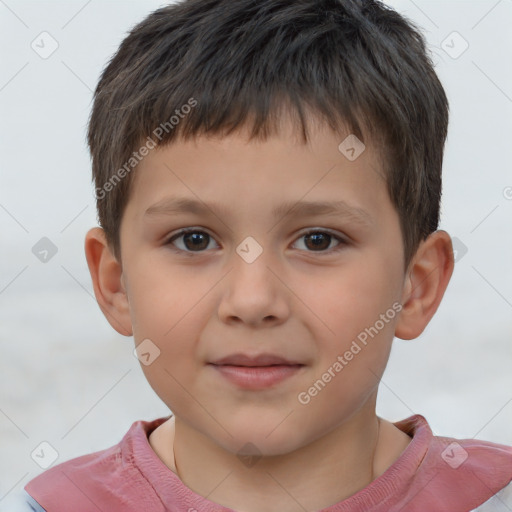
[{"x1": 23, "y1": 414, "x2": 512, "y2": 511}]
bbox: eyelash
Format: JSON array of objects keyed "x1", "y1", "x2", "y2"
[{"x1": 164, "y1": 228, "x2": 348, "y2": 256}]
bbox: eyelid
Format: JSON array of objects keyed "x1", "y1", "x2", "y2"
[{"x1": 295, "y1": 227, "x2": 348, "y2": 241}]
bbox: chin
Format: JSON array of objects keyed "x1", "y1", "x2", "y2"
[{"x1": 211, "y1": 414, "x2": 308, "y2": 457}]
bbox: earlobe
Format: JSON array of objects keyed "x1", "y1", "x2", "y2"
[
  {"x1": 394, "y1": 230, "x2": 454, "y2": 340},
  {"x1": 84, "y1": 227, "x2": 133, "y2": 337}
]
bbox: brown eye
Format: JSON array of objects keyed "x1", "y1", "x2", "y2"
[
  {"x1": 293, "y1": 230, "x2": 347, "y2": 255},
  {"x1": 182, "y1": 232, "x2": 210, "y2": 251},
  {"x1": 165, "y1": 228, "x2": 347, "y2": 256},
  {"x1": 166, "y1": 229, "x2": 218, "y2": 253},
  {"x1": 304, "y1": 232, "x2": 332, "y2": 251}
]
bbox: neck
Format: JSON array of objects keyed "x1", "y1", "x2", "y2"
[{"x1": 172, "y1": 407, "x2": 385, "y2": 512}]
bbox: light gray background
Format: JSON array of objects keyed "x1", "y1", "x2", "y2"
[{"x1": 1, "y1": 0, "x2": 511, "y2": 507}]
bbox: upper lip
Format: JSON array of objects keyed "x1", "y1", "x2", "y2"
[{"x1": 209, "y1": 353, "x2": 304, "y2": 367}]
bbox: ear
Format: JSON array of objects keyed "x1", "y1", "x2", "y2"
[
  {"x1": 395, "y1": 230, "x2": 454, "y2": 340},
  {"x1": 84, "y1": 227, "x2": 133, "y2": 337}
]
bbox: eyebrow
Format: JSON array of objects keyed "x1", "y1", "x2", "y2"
[{"x1": 144, "y1": 196, "x2": 373, "y2": 226}]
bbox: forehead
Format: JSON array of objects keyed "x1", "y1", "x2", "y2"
[{"x1": 124, "y1": 119, "x2": 391, "y2": 230}]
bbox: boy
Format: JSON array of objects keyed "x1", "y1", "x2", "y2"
[{"x1": 21, "y1": 0, "x2": 512, "y2": 510}]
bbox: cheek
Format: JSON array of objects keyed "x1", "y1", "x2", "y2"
[
  {"x1": 127, "y1": 264, "x2": 206, "y2": 396},
  {"x1": 305, "y1": 255, "x2": 400, "y2": 342},
  {"x1": 132, "y1": 304, "x2": 202, "y2": 418},
  {"x1": 128, "y1": 257, "x2": 208, "y2": 340},
  {"x1": 301, "y1": 253, "x2": 401, "y2": 395}
]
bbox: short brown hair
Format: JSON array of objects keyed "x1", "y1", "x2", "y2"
[{"x1": 87, "y1": 0, "x2": 449, "y2": 269}]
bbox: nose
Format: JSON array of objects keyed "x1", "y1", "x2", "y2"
[{"x1": 217, "y1": 242, "x2": 290, "y2": 328}]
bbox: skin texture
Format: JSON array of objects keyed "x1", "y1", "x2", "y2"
[{"x1": 85, "y1": 115, "x2": 454, "y2": 511}]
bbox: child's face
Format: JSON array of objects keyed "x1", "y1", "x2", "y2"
[{"x1": 118, "y1": 118, "x2": 408, "y2": 455}]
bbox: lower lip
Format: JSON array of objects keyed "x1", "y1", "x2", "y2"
[{"x1": 209, "y1": 364, "x2": 304, "y2": 389}]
